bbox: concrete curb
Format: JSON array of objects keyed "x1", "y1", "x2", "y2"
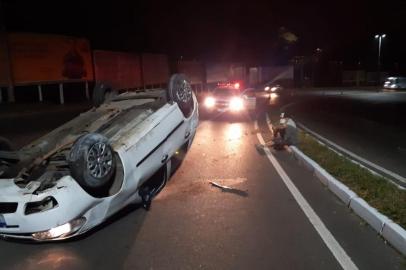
[
  {"x1": 349, "y1": 197, "x2": 389, "y2": 233},
  {"x1": 289, "y1": 145, "x2": 406, "y2": 256},
  {"x1": 290, "y1": 145, "x2": 317, "y2": 172},
  {"x1": 382, "y1": 222, "x2": 406, "y2": 255},
  {"x1": 328, "y1": 177, "x2": 357, "y2": 207}
]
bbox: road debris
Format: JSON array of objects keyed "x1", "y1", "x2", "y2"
[
  {"x1": 210, "y1": 181, "x2": 233, "y2": 190},
  {"x1": 209, "y1": 181, "x2": 248, "y2": 197},
  {"x1": 255, "y1": 144, "x2": 266, "y2": 155}
]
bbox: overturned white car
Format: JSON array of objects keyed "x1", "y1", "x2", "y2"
[{"x1": 0, "y1": 74, "x2": 198, "y2": 241}]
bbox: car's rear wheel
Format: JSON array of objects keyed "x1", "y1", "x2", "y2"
[
  {"x1": 68, "y1": 133, "x2": 116, "y2": 196},
  {"x1": 168, "y1": 74, "x2": 194, "y2": 118},
  {"x1": 92, "y1": 82, "x2": 117, "y2": 107}
]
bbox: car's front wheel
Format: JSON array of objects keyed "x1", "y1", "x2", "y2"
[{"x1": 69, "y1": 133, "x2": 116, "y2": 196}]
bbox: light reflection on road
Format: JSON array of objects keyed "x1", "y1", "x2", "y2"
[
  {"x1": 226, "y1": 123, "x2": 242, "y2": 141},
  {"x1": 225, "y1": 123, "x2": 244, "y2": 154},
  {"x1": 270, "y1": 93, "x2": 279, "y2": 105},
  {"x1": 12, "y1": 248, "x2": 88, "y2": 270}
]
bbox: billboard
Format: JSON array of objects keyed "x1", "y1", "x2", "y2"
[
  {"x1": 93, "y1": 50, "x2": 142, "y2": 90},
  {"x1": 8, "y1": 33, "x2": 94, "y2": 84},
  {"x1": 141, "y1": 53, "x2": 169, "y2": 85},
  {"x1": 176, "y1": 61, "x2": 205, "y2": 84},
  {"x1": 0, "y1": 32, "x2": 11, "y2": 86}
]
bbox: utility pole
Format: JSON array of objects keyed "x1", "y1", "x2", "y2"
[{"x1": 375, "y1": 34, "x2": 386, "y2": 85}]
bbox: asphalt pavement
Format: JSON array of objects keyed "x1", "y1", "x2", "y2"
[{"x1": 0, "y1": 102, "x2": 404, "y2": 269}]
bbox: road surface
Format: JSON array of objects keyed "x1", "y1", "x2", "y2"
[{"x1": 0, "y1": 102, "x2": 404, "y2": 269}]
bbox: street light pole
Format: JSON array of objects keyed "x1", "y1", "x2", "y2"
[{"x1": 375, "y1": 34, "x2": 386, "y2": 85}]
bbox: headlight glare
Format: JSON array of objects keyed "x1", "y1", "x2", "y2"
[
  {"x1": 204, "y1": 97, "x2": 216, "y2": 108},
  {"x1": 229, "y1": 97, "x2": 244, "y2": 111},
  {"x1": 32, "y1": 217, "x2": 86, "y2": 240}
]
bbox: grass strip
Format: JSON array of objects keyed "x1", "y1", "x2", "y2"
[{"x1": 298, "y1": 131, "x2": 406, "y2": 229}]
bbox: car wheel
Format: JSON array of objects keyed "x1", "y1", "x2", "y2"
[
  {"x1": 168, "y1": 74, "x2": 194, "y2": 118},
  {"x1": 0, "y1": 137, "x2": 12, "y2": 151},
  {"x1": 68, "y1": 133, "x2": 116, "y2": 196},
  {"x1": 92, "y1": 82, "x2": 117, "y2": 107}
]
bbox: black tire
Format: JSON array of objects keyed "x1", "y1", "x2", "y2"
[
  {"x1": 68, "y1": 133, "x2": 116, "y2": 196},
  {"x1": 168, "y1": 74, "x2": 194, "y2": 118},
  {"x1": 92, "y1": 82, "x2": 116, "y2": 107},
  {"x1": 0, "y1": 137, "x2": 12, "y2": 151}
]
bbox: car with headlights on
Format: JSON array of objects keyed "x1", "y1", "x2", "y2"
[
  {"x1": 0, "y1": 74, "x2": 198, "y2": 241},
  {"x1": 383, "y1": 77, "x2": 406, "y2": 90},
  {"x1": 263, "y1": 84, "x2": 283, "y2": 94},
  {"x1": 203, "y1": 86, "x2": 256, "y2": 114}
]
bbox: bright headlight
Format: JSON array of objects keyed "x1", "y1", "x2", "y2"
[
  {"x1": 264, "y1": 86, "x2": 270, "y2": 91},
  {"x1": 204, "y1": 97, "x2": 216, "y2": 108},
  {"x1": 32, "y1": 217, "x2": 86, "y2": 241},
  {"x1": 271, "y1": 87, "x2": 278, "y2": 92},
  {"x1": 229, "y1": 97, "x2": 244, "y2": 111}
]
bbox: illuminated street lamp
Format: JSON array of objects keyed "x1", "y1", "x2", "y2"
[{"x1": 375, "y1": 34, "x2": 386, "y2": 84}]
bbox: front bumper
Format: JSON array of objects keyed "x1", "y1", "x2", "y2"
[
  {"x1": 0, "y1": 216, "x2": 87, "y2": 241},
  {"x1": 0, "y1": 176, "x2": 102, "y2": 241}
]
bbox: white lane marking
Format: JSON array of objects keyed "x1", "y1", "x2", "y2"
[
  {"x1": 298, "y1": 121, "x2": 406, "y2": 185},
  {"x1": 255, "y1": 121, "x2": 358, "y2": 270}
]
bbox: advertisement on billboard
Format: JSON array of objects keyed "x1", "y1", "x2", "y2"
[
  {"x1": 8, "y1": 33, "x2": 94, "y2": 84},
  {"x1": 141, "y1": 53, "x2": 169, "y2": 85},
  {"x1": 93, "y1": 50, "x2": 142, "y2": 90}
]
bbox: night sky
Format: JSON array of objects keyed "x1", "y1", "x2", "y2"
[{"x1": 2, "y1": 0, "x2": 406, "y2": 69}]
